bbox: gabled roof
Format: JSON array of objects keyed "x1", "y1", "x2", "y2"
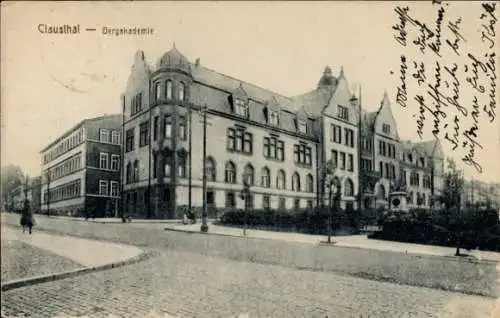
[
  {"x1": 401, "y1": 139, "x2": 444, "y2": 159},
  {"x1": 291, "y1": 87, "x2": 334, "y2": 117}
]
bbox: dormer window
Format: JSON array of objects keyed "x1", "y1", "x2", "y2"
[
  {"x1": 382, "y1": 123, "x2": 391, "y2": 134},
  {"x1": 298, "y1": 120, "x2": 307, "y2": 134},
  {"x1": 166, "y1": 80, "x2": 173, "y2": 100},
  {"x1": 179, "y1": 82, "x2": 185, "y2": 101},
  {"x1": 234, "y1": 99, "x2": 248, "y2": 118},
  {"x1": 268, "y1": 110, "x2": 279, "y2": 126},
  {"x1": 338, "y1": 105, "x2": 349, "y2": 120}
]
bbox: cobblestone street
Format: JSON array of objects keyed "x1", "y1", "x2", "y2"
[{"x1": 2, "y1": 247, "x2": 496, "y2": 318}]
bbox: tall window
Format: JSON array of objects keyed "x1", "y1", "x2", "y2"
[
  {"x1": 100, "y1": 129, "x2": 109, "y2": 143},
  {"x1": 178, "y1": 160, "x2": 186, "y2": 178},
  {"x1": 131, "y1": 93, "x2": 143, "y2": 115},
  {"x1": 178, "y1": 117, "x2": 186, "y2": 140},
  {"x1": 331, "y1": 150, "x2": 338, "y2": 167},
  {"x1": 263, "y1": 136, "x2": 284, "y2": 161},
  {"x1": 306, "y1": 174, "x2": 314, "y2": 193},
  {"x1": 111, "y1": 131, "x2": 120, "y2": 145},
  {"x1": 206, "y1": 157, "x2": 216, "y2": 181},
  {"x1": 243, "y1": 164, "x2": 254, "y2": 185},
  {"x1": 331, "y1": 124, "x2": 342, "y2": 143},
  {"x1": 262, "y1": 195, "x2": 270, "y2": 209},
  {"x1": 164, "y1": 115, "x2": 172, "y2": 138},
  {"x1": 298, "y1": 120, "x2": 307, "y2": 134},
  {"x1": 268, "y1": 110, "x2": 279, "y2": 126},
  {"x1": 126, "y1": 162, "x2": 132, "y2": 184},
  {"x1": 166, "y1": 80, "x2": 173, "y2": 100},
  {"x1": 338, "y1": 105, "x2": 349, "y2": 120},
  {"x1": 133, "y1": 160, "x2": 139, "y2": 182},
  {"x1": 261, "y1": 167, "x2": 270, "y2": 188},
  {"x1": 164, "y1": 162, "x2": 171, "y2": 177},
  {"x1": 99, "y1": 152, "x2": 109, "y2": 169},
  {"x1": 227, "y1": 127, "x2": 253, "y2": 154},
  {"x1": 125, "y1": 128, "x2": 135, "y2": 152},
  {"x1": 110, "y1": 181, "x2": 119, "y2": 197},
  {"x1": 344, "y1": 128, "x2": 354, "y2": 147},
  {"x1": 234, "y1": 99, "x2": 248, "y2": 118},
  {"x1": 139, "y1": 121, "x2": 149, "y2": 147},
  {"x1": 225, "y1": 192, "x2": 236, "y2": 208},
  {"x1": 179, "y1": 82, "x2": 185, "y2": 101},
  {"x1": 378, "y1": 184, "x2": 386, "y2": 200},
  {"x1": 155, "y1": 82, "x2": 161, "y2": 101},
  {"x1": 293, "y1": 144, "x2": 312, "y2": 166},
  {"x1": 277, "y1": 170, "x2": 286, "y2": 190},
  {"x1": 344, "y1": 178, "x2": 354, "y2": 196},
  {"x1": 111, "y1": 155, "x2": 120, "y2": 171},
  {"x1": 153, "y1": 116, "x2": 159, "y2": 141},
  {"x1": 99, "y1": 180, "x2": 109, "y2": 196},
  {"x1": 291, "y1": 172, "x2": 301, "y2": 191},
  {"x1": 340, "y1": 152, "x2": 346, "y2": 170},
  {"x1": 225, "y1": 161, "x2": 236, "y2": 184},
  {"x1": 382, "y1": 123, "x2": 391, "y2": 134},
  {"x1": 347, "y1": 154, "x2": 354, "y2": 172}
]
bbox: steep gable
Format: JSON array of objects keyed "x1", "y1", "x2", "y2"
[
  {"x1": 323, "y1": 67, "x2": 358, "y2": 125},
  {"x1": 123, "y1": 50, "x2": 152, "y2": 120},
  {"x1": 373, "y1": 91, "x2": 400, "y2": 141}
]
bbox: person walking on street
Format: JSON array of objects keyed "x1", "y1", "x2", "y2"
[{"x1": 20, "y1": 200, "x2": 34, "y2": 234}]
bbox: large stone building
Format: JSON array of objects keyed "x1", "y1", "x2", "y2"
[
  {"x1": 40, "y1": 115, "x2": 122, "y2": 217},
  {"x1": 122, "y1": 45, "x2": 445, "y2": 218}
]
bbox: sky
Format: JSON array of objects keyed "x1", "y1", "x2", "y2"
[{"x1": 1, "y1": 1, "x2": 499, "y2": 183}]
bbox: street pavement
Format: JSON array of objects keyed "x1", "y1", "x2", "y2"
[{"x1": 1, "y1": 212, "x2": 499, "y2": 317}]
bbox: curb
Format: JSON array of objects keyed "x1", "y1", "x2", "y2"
[
  {"x1": 163, "y1": 227, "x2": 500, "y2": 265},
  {"x1": 1, "y1": 248, "x2": 153, "y2": 293}
]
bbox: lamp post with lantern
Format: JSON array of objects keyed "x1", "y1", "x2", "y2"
[
  {"x1": 322, "y1": 159, "x2": 340, "y2": 244},
  {"x1": 200, "y1": 103, "x2": 212, "y2": 233}
]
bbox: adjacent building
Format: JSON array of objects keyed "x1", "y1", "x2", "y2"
[
  {"x1": 121, "y1": 45, "x2": 446, "y2": 218},
  {"x1": 40, "y1": 115, "x2": 122, "y2": 217}
]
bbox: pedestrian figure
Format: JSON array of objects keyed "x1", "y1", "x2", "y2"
[{"x1": 20, "y1": 200, "x2": 34, "y2": 234}]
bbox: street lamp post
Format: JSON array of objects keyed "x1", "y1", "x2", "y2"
[
  {"x1": 240, "y1": 172, "x2": 252, "y2": 236},
  {"x1": 200, "y1": 103, "x2": 211, "y2": 233},
  {"x1": 323, "y1": 159, "x2": 338, "y2": 244}
]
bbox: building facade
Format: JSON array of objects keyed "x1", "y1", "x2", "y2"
[
  {"x1": 122, "y1": 45, "x2": 446, "y2": 219},
  {"x1": 40, "y1": 115, "x2": 122, "y2": 217}
]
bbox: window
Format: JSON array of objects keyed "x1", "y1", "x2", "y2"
[
  {"x1": 126, "y1": 162, "x2": 132, "y2": 184},
  {"x1": 178, "y1": 117, "x2": 186, "y2": 140},
  {"x1": 402, "y1": 170, "x2": 407, "y2": 185},
  {"x1": 292, "y1": 172, "x2": 301, "y2": 192},
  {"x1": 307, "y1": 200, "x2": 313, "y2": 210},
  {"x1": 133, "y1": 160, "x2": 139, "y2": 182},
  {"x1": 391, "y1": 165, "x2": 396, "y2": 179},
  {"x1": 155, "y1": 82, "x2": 161, "y2": 101},
  {"x1": 345, "y1": 178, "x2": 354, "y2": 196},
  {"x1": 111, "y1": 155, "x2": 120, "y2": 171},
  {"x1": 382, "y1": 123, "x2": 391, "y2": 134},
  {"x1": 340, "y1": 152, "x2": 346, "y2": 170},
  {"x1": 100, "y1": 129, "x2": 109, "y2": 143},
  {"x1": 294, "y1": 199, "x2": 300, "y2": 210},
  {"x1": 263, "y1": 195, "x2": 270, "y2": 209},
  {"x1": 293, "y1": 144, "x2": 312, "y2": 166},
  {"x1": 331, "y1": 150, "x2": 338, "y2": 167},
  {"x1": 131, "y1": 93, "x2": 143, "y2": 115},
  {"x1": 110, "y1": 181, "x2": 119, "y2": 197},
  {"x1": 298, "y1": 120, "x2": 307, "y2": 134},
  {"x1": 178, "y1": 161, "x2": 186, "y2": 178},
  {"x1": 306, "y1": 174, "x2": 314, "y2": 193},
  {"x1": 206, "y1": 157, "x2": 216, "y2": 181},
  {"x1": 164, "y1": 162, "x2": 171, "y2": 177},
  {"x1": 361, "y1": 159, "x2": 372, "y2": 171},
  {"x1": 347, "y1": 154, "x2": 354, "y2": 172},
  {"x1": 378, "y1": 184, "x2": 386, "y2": 200},
  {"x1": 225, "y1": 161, "x2": 236, "y2": 184},
  {"x1": 234, "y1": 99, "x2": 248, "y2": 118},
  {"x1": 410, "y1": 171, "x2": 420, "y2": 186},
  {"x1": 99, "y1": 152, "x2": 109, "y2": 169},
  {"x1": 139, "y1": 121, "x2": 149, "y2": 147},
  {"x1": 331, "y1": 124, "x2": 342, "y2": 144},
  {"x1": 244, "y1": 194, "x2": 254, "y2": 209},
  {"x1": 277, "y1": 170, "x2": 286, "y2": 190},
  {"x1": 227, "y1": 127, "x2": 253, "y2": 154},
  {"x1": 385, "y1": 163, "x2": 390, "y2": 178},
  {"x1": 179, "y1": 82, "x2": 185, "y2": 101},
  {"x1": 278, "y1": 197, "x2": 286, "y2": 210},
  {"x1": 243, "y1": 164, "x2": 254, "y2": 186},
  {"x1": 263, "y1": 136, "x2": 284, "y2": 161},
  {"x1": 125, "y1": 128, "x2": 135, "y2": 152},
  {"x1": 261, "y1": 167, "x2": 271, "y2": 188},
  {"x1": 225, "y1": 192, "x2": 236, "y2": 208},
  {"x1": 165, "y1": 115, "x2": 172, "y2": 138},
  {"x1": 338, "y1": 105, "x2": 349, "y2": 120},
  {"x1": 268, "y1": 110, "x2": 279, "y2": 126},
  {"x1": 153, "y1": 116, "x2": 159, "y2": 141},
  {"x1": 99, "y1": 180, "x2": 109, "y2": 196},
  {"x1": 379, "y1": 161, "x2": 383, "y2": 175},
  {"x1": 111, "y1": 131, "x2": 120, "y2": 145},
  {"x1": 408, "y1": 191, "x2": 414, "y2": 204},
  {"x1": 344, "y1": 128, "x2": 354, "y2": 147},
  {"x1": 166, "y1": 80, "x2": 173, "y2": 100}
]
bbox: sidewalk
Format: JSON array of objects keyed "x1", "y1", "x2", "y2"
[
  {"x1": 164, "y1": 221, "x2": 500, "y2": 263},
  {"x1": 46, "y1": 215, "x2": 183, "y2": 225}
]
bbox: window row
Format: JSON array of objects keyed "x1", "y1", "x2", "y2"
[
  {"x1": 98, "y1": 180, "x2": 120, "y2": 197},
  {"x1": 379, "y1": 161, "x2": 397, "y2": 179},
  {"x1": 225, "y1": 192, "x2": 314, "y2": 211},
  {"x1": 361, "y1": 158, "x2": 373, "y2": 171},
  {"x1": 361, "y1": 137, "x2": 372, "y2": 152},
  {"x1": 378, "y1": 140, "x2": 397, "y2": 159},
  {"x1": 294, "y1": 144, "x2": 312, "y2": 166},
  {"x1": 43, "y1": 129, "x2": 84, "y2": 164},
  {"x1": 99, "y1": 153, "x2": 120, "y2": 171},
  {"x1": 43, "y1": 179, "x2": 81, "y2": 203},
  {"x1": 153, "y1": 80, "x2": 186, "y2": 103},
  {"x1": 131, "y1": 92, "x2": 143, "y2": 116},
  {"x1": 45, "y1": 154, "x2": 82, "y2": 183},
  {"x1": 151, "y1": 154, "x2": 187, "y2": 179},
  {"x1": 331, "y1": 150, "x2": 354, "y2": 171},
  {"x1": 326, "y1": 177, "x2": 355, "y2": 197},
  {"x1": 263, "y1": 136, "x2": 284, "y2": 161},
  {"x1": 408, "y1": 191, "x2": 428, "y2": 206},
  {"x1": 331, "y1": 124, "x2": 355, "y2": 148},
  {"x1": 403, "y1": 152, "x2": 426, "y2": 167},
  {"x1": 99, "y1": 129, "x2": 121, "y2": 145},
  {"x1": 227, "y1": 127, "x2": 253, "y2": 154}
]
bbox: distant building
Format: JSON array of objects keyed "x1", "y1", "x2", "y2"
[
  {"x1": 120, "y1": 45, "x2": 447, "y2": 219},
  {"x1": 29, "y1": 176, "x2": 42, "y2": 214},
  {"x1": 40, "y1": 115, "x2": 122, "y2": 217}
]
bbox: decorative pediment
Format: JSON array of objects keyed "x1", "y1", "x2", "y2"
[
  {"x1": 266, "y1": 96, "x2": 280, "y2": 112},
  {"x1": 232, "y1": 82, "x2": 249, "y2": 102},
  {"x1": 373, "y1": 91, "x2": 400, "y2": 140}
]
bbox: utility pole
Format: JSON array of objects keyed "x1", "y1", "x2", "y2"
[
  {"x1": 200, "y1": 103, "x2": 212, "y2": 232},
  {"x1": 356, "y1": 85, "x2": 362, "y2": 212},
  {"x1": 46, "y1": 167, "x2": 50, "y2": 217},
  {"x1": 188, "y1": 100, "x2": 193, "y2": 217}
]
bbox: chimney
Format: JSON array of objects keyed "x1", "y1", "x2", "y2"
[{"x1": 195, "y1": 58, "x2": 200, "y2": 67}]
